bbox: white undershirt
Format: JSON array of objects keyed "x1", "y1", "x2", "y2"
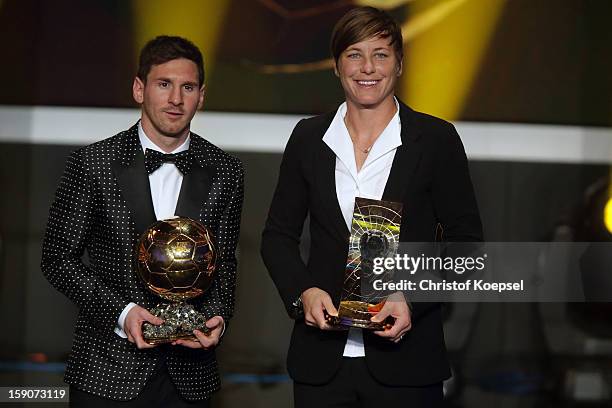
[
  {"x1": 114, "y1": 122, "x2": 190, "y2": 338},
  {"x1": 322, "y1": 99, "x2": 401, "y2": 357}
]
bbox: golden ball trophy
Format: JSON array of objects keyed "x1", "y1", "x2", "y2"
[{"x1": 136, "y1": 217, "x2": 217, "y2": 345}]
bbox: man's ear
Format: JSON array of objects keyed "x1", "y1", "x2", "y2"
[
  {"x1": 396, "y1": 60, "x2": 403, "y2": 77},
  {"x1": 133, "y1": 77, "x2": 145, "y2": 104},
  {"x1": 333, "y1": 61, "x2": 340, "y2": 77},
  {"x1": 198, "y1": 84, "x2": 206, "y2": 110}
]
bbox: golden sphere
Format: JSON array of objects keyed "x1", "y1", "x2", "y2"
[{"x1": 136, "y1": 217, "x2": 216, "y2": 302}]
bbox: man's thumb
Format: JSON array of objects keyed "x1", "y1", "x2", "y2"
[{"x1": 206, "y1": 316, "x2": 223, "y2": 329}]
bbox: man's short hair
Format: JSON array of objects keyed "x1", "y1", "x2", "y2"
[
  {"x1": 137, "y1": 35, "x2": 204, "y2": 86},
  {"x1": 330, "y1": 6, "x2": 403, "y2": 64}
]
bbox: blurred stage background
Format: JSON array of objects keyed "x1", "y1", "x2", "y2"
[{"x1": 0, "y1": 0, "x2": 611, "y2": 407}]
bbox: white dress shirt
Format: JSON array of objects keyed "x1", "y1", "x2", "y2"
[
  {"x1": 114, "y1": 122, "x2": 190, "y2": 338},
  {"x1": 322, "y1": 99, "x2": 401, "y2": 357}
]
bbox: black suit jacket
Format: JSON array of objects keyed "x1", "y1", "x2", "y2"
[
  {"x1": 261, "y1": 100, "x2": 482, "y2": 386},
  {"x1": 41, "y1": 123, "x2": 244, "y2": 401}
]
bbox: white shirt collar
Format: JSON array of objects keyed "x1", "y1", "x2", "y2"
[
  {"x1": 138, "y1": 121, "x2": 190, "y2": 154},
  {"x1": 322, "y1": 97, "x2": 402, "y2": 177}
]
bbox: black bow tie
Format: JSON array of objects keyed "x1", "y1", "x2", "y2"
[{"x1": 144, "y1": 148, "x2": 193, "y2": 175}]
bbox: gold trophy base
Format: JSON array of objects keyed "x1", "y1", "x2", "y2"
[
  {"x1": 142, "y1": 302, "x2": 210, "y2": 345},
  {"x1": 326, "y1": 300, "x2": 394, "y2": 330}
]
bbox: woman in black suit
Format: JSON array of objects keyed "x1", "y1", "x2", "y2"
[{"x1": 261, "y1": 6, "x2": 482, "y2": 408}]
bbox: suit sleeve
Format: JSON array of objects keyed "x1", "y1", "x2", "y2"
[
  {"x1": 432, "y1": 123, "x2": 483, "y2": 242},
  {"x1": 41, "y1": 149, "x2": 128, "y2": 333},
  {"x1": 199, "y1": 158, "x2": 244, "y2": 325},
  {"x1": 411, "y1": 123, "x2": 483, "y2": 321},
  {"x1": 261, "y1": 120, "x2": 317, "y2": 317}
]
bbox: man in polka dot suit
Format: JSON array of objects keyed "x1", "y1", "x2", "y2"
[{"x1": 41, "y1": 36, "x2": 243, "y2": 407}]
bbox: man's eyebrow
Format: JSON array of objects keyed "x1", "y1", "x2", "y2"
[{"x1": 152, "y1": 77, "x2": 198, "y2": 87}]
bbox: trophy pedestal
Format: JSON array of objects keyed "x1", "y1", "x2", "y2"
[
  {"x1": 142, "y1": 302, "x2": 210, "y2": 345},
  {"x1": 326, "y1": 300, "x2": 394, "y2": 330}
]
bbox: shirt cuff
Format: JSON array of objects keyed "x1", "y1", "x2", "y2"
[
  {"x1": 219, "y1": 318, "x2": 226, "y2": 338},
  {"x1": 114, "y1": 302, "x2": 137, "y2": 338}
]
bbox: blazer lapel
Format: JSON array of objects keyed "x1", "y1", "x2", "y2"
[
  {"x1": 314, "y1": 111, "x2": 351, "y2": 243},
  {"x1": 315, "y1": 143, "x2": 351, "y2": 243},
  {"x1": 111, "y1": 124, "x2": 157, "y2": 237},
  {"x1": 174, "y1": 135, "x2": 216, "y2": 220},
  {"x1": 382, "y1": 101, "x2": 423, "y2": 203}
]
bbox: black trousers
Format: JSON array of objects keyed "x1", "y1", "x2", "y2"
[
  {"x1": 294, "y1": 357, "x2": 443, "y2": 408},
  {"x1": 69, "y1": 366, "x2": 210, "y2": 408}
]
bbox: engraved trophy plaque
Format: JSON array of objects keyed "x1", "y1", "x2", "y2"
[
  {"x1": 136, "y1": 217, "x2": 217, "y2": 345},
  {"x1": 327, "y1": 197, "x2": 402, "y2": 330}
]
